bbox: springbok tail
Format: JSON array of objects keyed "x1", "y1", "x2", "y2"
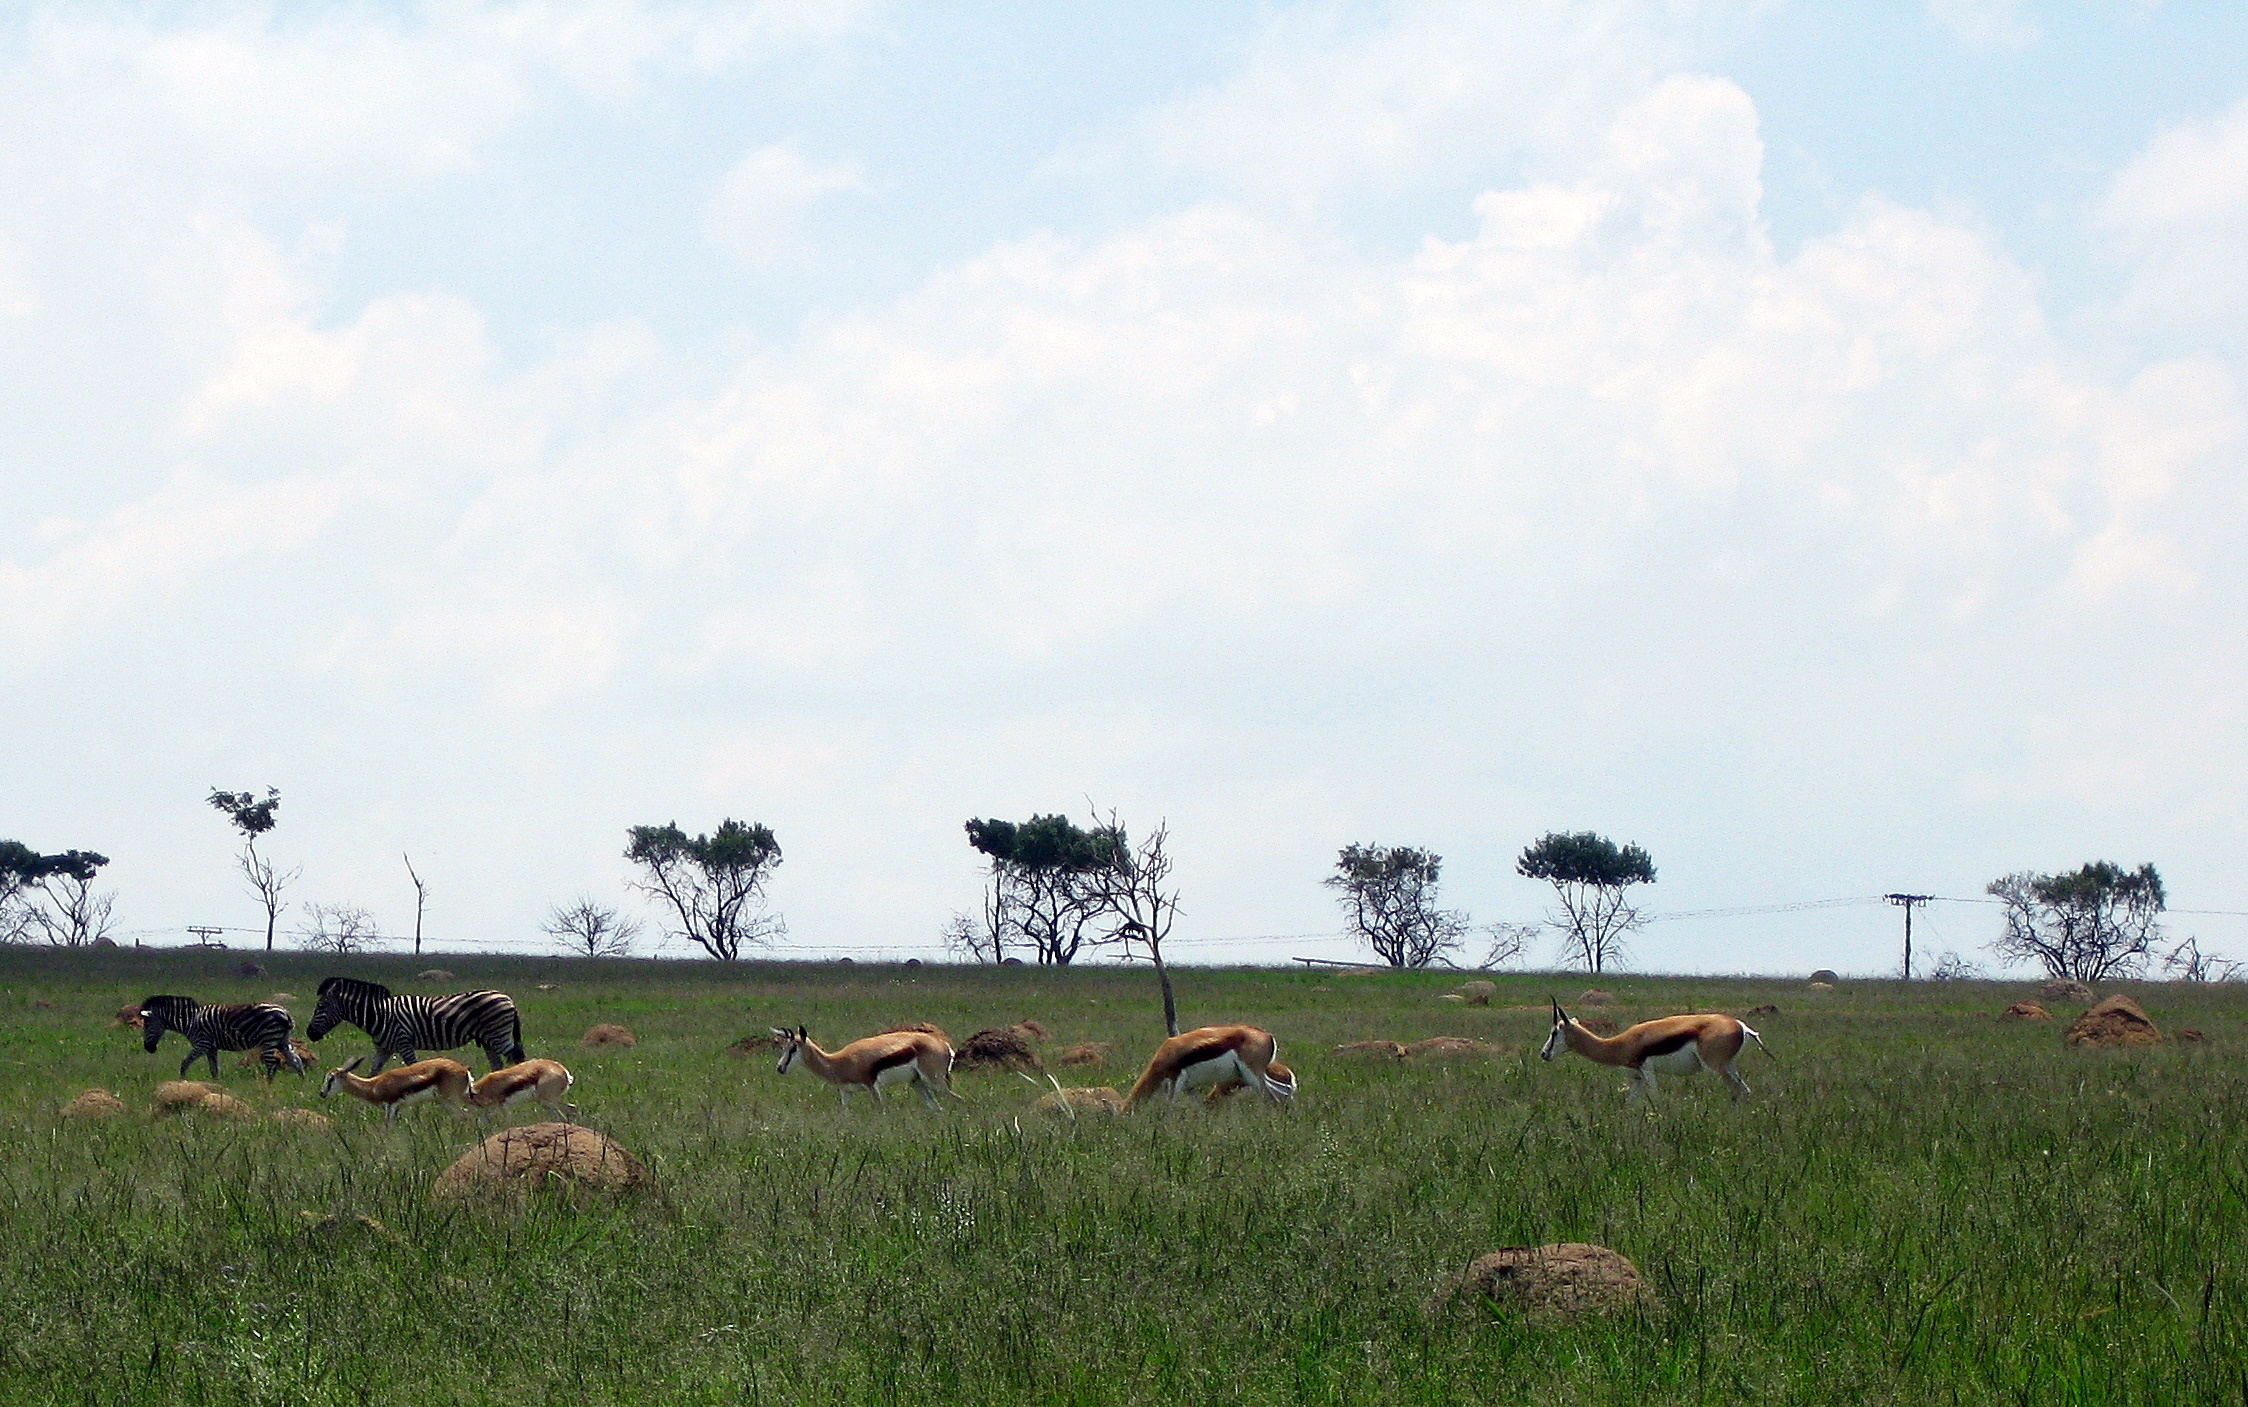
[{"x1": 1740, "y1": 1022, "x2": 1776, "y2": 1062}]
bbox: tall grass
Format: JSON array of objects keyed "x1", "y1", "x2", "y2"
[{"x1": 0, "y1": 947, "x2": 2241, "y2": 1405}]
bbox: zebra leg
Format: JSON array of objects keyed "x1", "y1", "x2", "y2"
[{"x1": 179, "y1": 1048, "x2": 199, "y2": 1079}]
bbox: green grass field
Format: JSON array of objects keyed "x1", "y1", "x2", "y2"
[{"x1": 0, "y1": 947, "x2": 2242, "y2": 1406}]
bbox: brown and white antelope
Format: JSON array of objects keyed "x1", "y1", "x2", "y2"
[
  {"x1": 1204, "y1": 1058, "x2": 1296, "y2": 1105},
  {"x1": 772, "y1": 1026, "x2": 960, "y2": 1111},
  {"x1": 1124, "y1": 1025, "x2": 1292, "y2": 1107},
  {"x1": 467, "y1": 1058, "x2": 577, "y2": 1119},
  {"x1": 318, "y1": 1056, "x2": 473, "y2": 1120},
  {"x1": 1539, "y1": 999, "x2": 1770, "y2": 1102}
]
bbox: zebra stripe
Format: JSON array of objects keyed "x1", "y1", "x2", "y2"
[
  {"x1": 306, "y1": 977, "x2": 525, "y2": 1072},
  {"x1": 138, "y1": 996, "x2": 306, "y2": 1080}
]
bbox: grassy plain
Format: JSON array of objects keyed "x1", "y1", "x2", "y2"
[{"x1": 0, "y1": 947, "x2": 2242, "y2": 1406}]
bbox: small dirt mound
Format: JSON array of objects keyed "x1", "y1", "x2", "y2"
[
  {"x1": 61, "y1": 1089, "x2": 127, "y2": 1120},
  {"x1": 299, "y1": 1211, "x2": 402, "y2": 1245},
  {"x1": 1333, "y1": 1040, "x2": 1409, "y2": 1059},
  {"x1": 1745, "y1": 1004, "x2": 1779, "y2": 1017},
  {"x1": 1456, "y1": 980, "x2": 1498, "y2": 1007},
  {"x1": 2000, "y1": 1002, "x2": 2051, "y2": 1022},
  {"x1": 1013, "y1": 1019, "x2": 1050, "y2": 1040},
  {"x1": 2064, "y1": 994, "x2": 2162, "y2": 1048},
  {"x1": 271, "y1": 1108, "x2": 335, "y2": 1131},
  {"x1": 728, "y1": 1032, "x2": 781, "y2": 1056},
  {"x1": 2179, "y1": 1028, "x2": 2207, "y2": 1045},
  {"x1": 31, "y1": 998, "x2": 56, "y2": 1011},
  {"x1": 581, "y1": 1024, "x2": 637, "y2": 1048},
  {"x1": 2038, "y1": 979, "x2": 2096, "y2": 1005},
  {"x1": 1435, "y1": 1243, "x2": 1658, "y2": 1322},
  {"x1": 1055, "y1": 1041, "x2": 1111, "y2": 1067},
  {"x1": 954, "y1": 1027, "x2": 1043, "y2": 1072},
  {"x1": 1578, "y1": 989, "x2": 1617, "y2": 1006},
  {"x1": 418, "y1": 969, "x2": 455, "y2": 982},
  {"x1": 236, "y1": 962, "x2": 266, "y2": 978},
  {"x1": 433, "y1": 1123, "x2": 649, "y2": 1201},
  {"x1": 1406, "y1": 1037, "x2": 1499, "y2": 1061},
  {"x1": 150, "y1": 1081, "x2": 224, "y2": 1115},
  {"x1": 113, "y1": 1004, "x2": 145, "y2": 1029},
  {"x1": 1032, "y1": 1086, "x2": 1125, "y2": 1117}
]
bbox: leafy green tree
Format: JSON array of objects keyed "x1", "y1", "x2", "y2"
[
  {"x1": 1987, "y1": 862, "x2": 2164, "y2": 984},
  {"x1": 1325, "y1": 844, "x2": 1468, "y2": 969},
  {"x1": 1517, "y1": 831, "x2": 1656, "y2": 974},
  {"x1": 209, "y1": 787, "x2": 297, "y2": 951},
  {"x1": 964, "y1": 814, "x2": 1123, "y2": 966},
  {"x1": 1, "y1": 842, "x2": 111, "y2": 946},
  {"x1": 625, "y1": 819, "x2": 783, "y2": 960}
]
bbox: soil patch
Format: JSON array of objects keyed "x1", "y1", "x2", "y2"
[
  {"x1": 2000, "y1": 1002, "x2": 2051, "y2": 1022},
  {"x1": 1333, "y1": 1040, "x2": 1409, "y2": 1060},
  {"x1": 1434, "y1": 1243, "x2": 1658, "y2": 1322},
  {"x1": 954, "y1": 1027, "x2": 1042, "y2": 1072},
  {"x1": 1032, "y1": 1087, "x2": 1125, "y2": 1117},
  {"x1": 61, "y1": 1089, "x2": 126, "y2": 1120},
  {"x1": 2064, "y1": 995, "x2": 2162, "y2": 1048},
  {"x1": 433, "y1": 1123, "x2": 649, "y2": 1201},
  {"x1": 581, "y1": 1024, "x2": 637, "y2": 1048},
  {"x1": 272, "y1": 1108, "x2": 335, "y2": 1131},
  {"x1": 1054, "y1": 1041, "x2": 1111, "y2": 1067},
  {"x1": 1406, "y1": 1037, "x2": 1499, "y2": 1060},
  {"x1": 728, "y1": 1032, "x2": 782, "y2": 1056}
]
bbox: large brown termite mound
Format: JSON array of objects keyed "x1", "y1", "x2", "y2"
[{"x1": 1431, "y1": 1243, "x2": 1659, "y2": 1323}]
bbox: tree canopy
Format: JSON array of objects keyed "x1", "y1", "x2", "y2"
[
  {"x1": 964, "y1": 813, "x2": 1126, "y2": 966},
  {"x1": 1987, "y1": 861, "x2": 2164, "y2": 984},
  {"x1": 1325, "y1": 843, "x2": 1468, "y2": 969},
  {"x1": 625, "y1": 819, "x2": 783, "y2": 961},
  {"x1": 1517, "y1": 830, "x2": 1655, "y2": 974}
]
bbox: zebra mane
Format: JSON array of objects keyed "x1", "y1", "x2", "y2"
[
  {"x1": 140, "y1": 994, "x2": 199, "y2": 1015},
  {"x1": 316, "y1": 976, "x2": 392, "y2": 1002}
]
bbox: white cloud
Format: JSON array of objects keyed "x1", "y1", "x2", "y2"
[
  {"x1": 2100, "y1": 93, "x2": 2248, "y2": 332},
  {"x1": 1924, "y1": 0, "x2": 2039, "y2": 50},
  {"x1": 704, "y1": 141, "x2": 861, "y2": 265}
]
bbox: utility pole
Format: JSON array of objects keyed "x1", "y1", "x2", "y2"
[
  {"x1": 1885, "y1": 893, "x2": 1934, "y2": 979},
  {"x1": 403, "y1": 854, "x2": 428, "y2": 958}
]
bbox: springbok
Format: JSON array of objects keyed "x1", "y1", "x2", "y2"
[
  {"x1": 772, "y1": 1026, "x2": 960, "y2": 1111},
  {"x1": 1204, "y1": 1058, "x2": 1296, "y2": 1105},
  {"x1": 1124, "y1": 1025, "x2": 1291, "y2": 1107},
  {"x1": 467, "y1": 1059, "x2": 577, "y2": 1119},
  {"x1": 318, "y1": 1056, "x2": 473, "y2": 1120},
  {"x1": 1539, "y1": 998, "x2": 1770, "y2": 1102}
]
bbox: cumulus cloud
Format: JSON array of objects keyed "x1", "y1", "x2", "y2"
[
  {"x1": 704, "y1": 141, "x2": 861, "y2": 264},
  {"x1": 1924, "y1": 0, "x2": 2038, "y2": 50},
  {"x1": 2100, "y1": 93, "x2": 2248, "y2": 333}
]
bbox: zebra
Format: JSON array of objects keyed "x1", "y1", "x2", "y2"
[
  {"x1": 306, "y1": 977, "x2": 525, "y2": 1072},
  {"x1": 138, "y1": 996, "x2": 307, "y2": 1080}
]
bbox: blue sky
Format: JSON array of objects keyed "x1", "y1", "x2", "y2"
[{"x1": 5, "y1": 1, "x2": 2248, "y2": 975}]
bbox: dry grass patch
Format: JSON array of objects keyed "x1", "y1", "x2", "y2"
[
  {"x1": 581, "y1": 1024, "x2": 637, "y2": 1048},
  {"x1": 1031, "y1": 1086, "x2": 1125, "y2": 1117},
  {"x1": 1332, "y1": 1040, "x2": 1409, "y2": 1060},
  {"x1": 2001, "y1": 1002, "x2": 2052, "y2": 1022},
  {"x1": 1055, "y1": 1041, "x2": 1111, "y2": 1067},
  {"x1": 954, "y1": 1027, "x2": 1042, "y2": 1072},
  {"x1": 1433, "y1": 1243, "x2": 1658, "y2": 1323},
  {"x1": 60, "y1": 1089, "x2": 126, "y2": 1120},
  {"x1": 1406, "y1": 1037, "x2": 1499, "y2": 1060}
]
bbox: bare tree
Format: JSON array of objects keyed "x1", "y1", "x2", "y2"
[
  {"x1": 1930, "y1": 950, "x2": 1987, "y2": 981},
  {"x1": 298, "y1": 902, "x2": 383, "y2": 954},
  {"x1": 403, "y1": 854, "x2": 429, "y2": 957},
  {"x1": 964, "y1": 815, "x2": 1119, "y2": 966},
  {"x1": 625, "y1": 819, "x2": 784, "y2": 960},
  {"x1": 2160, "y1": 935, "x2": 2244, "y2": 983},
  {"x1": 209, "y1": 788, "x2": 298, "y2": 951},
  {"x1": 1987, "y1": 862, "x2": 2164, "y2": 984},
  {"x1": 27, "y1": 871, "x2": 117, "y2": 948},
  {"x1": 1326, "y1": 844, "x2": 1469, "y2": 969},
  {"x1": 1084, "y1": 809, "x2": 1184, "y2": 1035},
  {"x1": 543, "y1": 897, "x2": 642, "y2": 959},
  {"x1": 943, "y1": 909, "x2": 1003, "y2": 963},
  {"x1": 1479, "y1": 922, "x2": 1538, "y2": 970}
]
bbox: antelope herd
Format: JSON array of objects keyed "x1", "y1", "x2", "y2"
[{"x1": 124, "y1": 976, "x2": 1779, "y2": 1124}]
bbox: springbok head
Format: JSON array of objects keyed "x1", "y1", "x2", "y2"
[
  {"x1": 771, "y1": 1026, "x2": 808, "y2": 1076},
  {"x1": 319, "y1": 1056, "x2": 366, "y2": 1100},
  {"x1": 1540, "y1": 998, "x2": 1571, "y2": 1061}
]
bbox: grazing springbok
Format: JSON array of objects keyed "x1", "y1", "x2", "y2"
[
  {"x1": 318, "y1": 1056, "x2": 473, "y2": 1121},
  {"x1": 467, "y1": 1059, "x2": 577, "y2": 1119},
  {"x1": 1539, "y1": 998, "x2": 1770, "y2": 1102},
  {"x1": 1124, "y1": 1025, "x2": 1291, "y2": 1107},
  {"x1": 772, "y1": 1026, "x2": 960, "y2": 1111},
  {"x1": 1204, "y1": 1058, "x2": 1296, "y2": 1105}
]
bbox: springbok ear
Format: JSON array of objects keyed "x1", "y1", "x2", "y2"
[
  {"x1": 798, "y1": 1025, "x2": 808, "y2": 1040},
  {"x1": 343, "y1": 1056, "x2": 364, "y2": 1073}
]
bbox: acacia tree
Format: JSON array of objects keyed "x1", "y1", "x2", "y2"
[
  {"x1": 543, "y1": 896, "x2": 642, "y2": 959},
  {"x1": 1326, "y1": 844, "x2": 1468, "y2": 969},
  {"x1": 1988, "y1": 862, "x2": 2164, "y2": 983},
  {"x1": 1518, "y1": 831, "x2": 1655, "y2": 975},
  {"x1": 209, "y1": 787, "x2": 297, "y2": 951},
  {"x1": 1, "y1": 842, "x2": 111, "y2": 947},
  {"x1": 625, "y1": 819, "x2": 783, "y2": 960},
  {"x1": 964, "y1": 814, "x2": 1122, "y2": 965}
]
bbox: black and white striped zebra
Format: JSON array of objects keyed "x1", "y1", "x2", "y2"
[
  {"x1": 306, "y1": 977, "x2": 525, "y2": 1072},
  {"x1": 138, "y1": 996, "x2": 307, "y2": 1079}
]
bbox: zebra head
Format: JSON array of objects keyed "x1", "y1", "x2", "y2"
[
  {"x1": 138, "y1": 996, "x2": 195, "y2": 1054},
  {"x1": 308, "y1": 976, "x2": 388, "y2": 1041}
]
